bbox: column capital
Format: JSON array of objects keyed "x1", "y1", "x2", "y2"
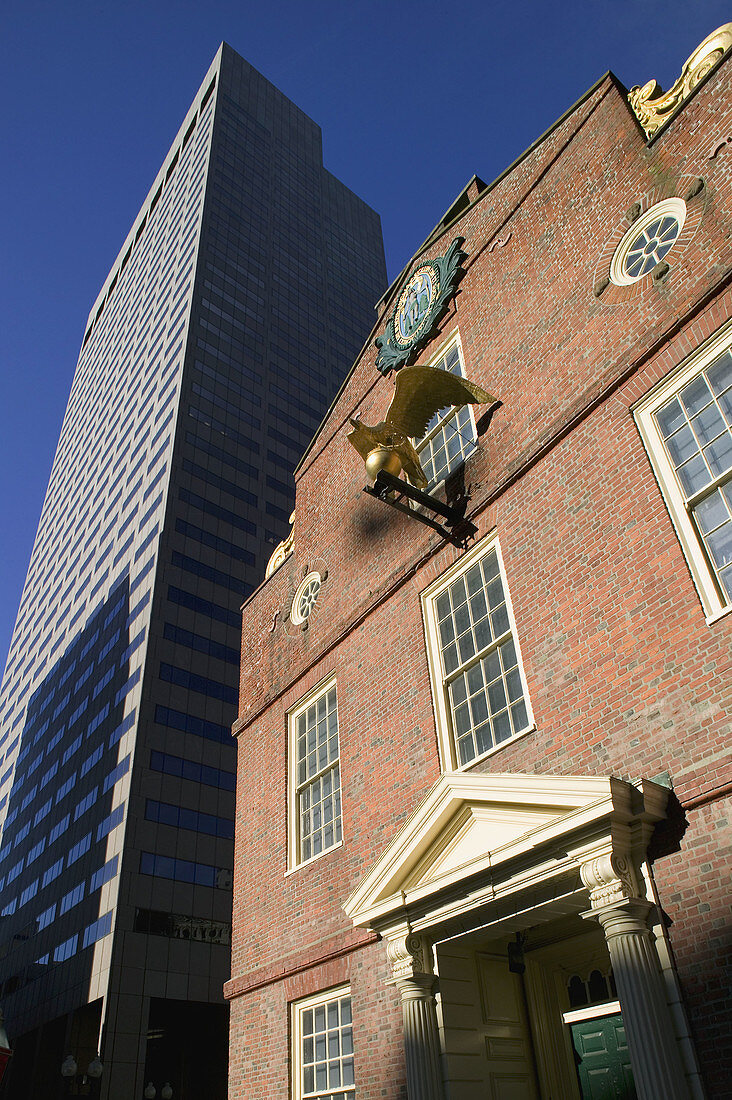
[
  {"x1": 580, "y1": 851, "x2": 641, "y2": 909},
  {"x1": 385, "y1": 932, "x2": 433, "y2": 983}
]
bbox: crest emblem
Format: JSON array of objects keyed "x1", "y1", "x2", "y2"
[{"x1": 375, "y1": 237, "x2": 467, "y2": 376}]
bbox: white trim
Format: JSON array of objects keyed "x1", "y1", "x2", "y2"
[
  {"x1": 343, "y1": 771, "x2": 668, "y2": 932},
  {"x1": 290, "y1": 984, "x2": 353, "y2": 1100},
  {"x1": 415, "y1": 329, "x2": 479, "y2": 490},
  {"x1": 284, "y1": 839, "x2": 344, "y2": 877},
  {"x1": 634, "y1": 319, "x2": 732, "y2": 619},
  {"x1": 290, "y1": 571, "x2": 322, "y2": 626},
  {"x1": 563, "y1": 1000, "x2": 621, "y2": 1024},
  {"x1": 287, "y1": 673, "x2": 342, "y2": 872},
  {"x1": 610, "y1": 199, "x2": 686, "y2": 286},
  {"x1": 421, "y1": 531, "x2": 536, "y2": 772}
]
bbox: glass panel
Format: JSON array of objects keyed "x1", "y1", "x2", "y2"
[
  {"x1": 677, "y1": 454, "x2": 710, "y2": 496},
  {"x1": 475, "y1": 722, "x2": 493, "y2": 756},
  {"x1": 707, "y1": 352, "x2": 732, "y2": 397},
  {"x1": 695, "y1": 489, "x2": 728, "y2": 534},
  {"x1": 490, "y1": 603, "x2": 510, "y2": 637},
  {"x1": 454, "y1": 601, "x2": 471, "y2": 636},
  {"x1": 665, "y1": 424, "x2": 698, "y2": 467},
  {"x1": 706, "y1": 522, "x2": 732, "y2": 570},
  {"x1": 510, "y1": 699, "x2": 528, "y2": 732},
  {"x1": 704, "y1": 433, "x2": 732, "y2": 478},
  {"x1": 474, "y1": 616, "x2": 493, "y2": 651},
  {"x1": 493, "y1": 710, "x2": 512, "y2": 742},
  {"x1": 656, "y1": 398, "x2": 684, "y2": 440},
  {"x1": 435, "y1": 592, "x2": 451, "y2": 621},
  {"x1": 443, "y1": 641, "x2": 458, "y2": 675},
  {"x1": 680, "y1": 375, "x2": 712, "y2": 417},
  {"x1": 691, "y1": 403, "x2": 726, "y2": 446},
  {"x1": 457, "y1": 630, "x2": 476, "y2": 663},
  {"x1": 438, "y1": 617, "x2": 455, "y2": 647}
]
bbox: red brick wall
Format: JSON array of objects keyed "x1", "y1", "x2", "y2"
[
  {"x1": 228, "y1": 56, "x2": 732, "y2": 1099},
  {"x1": 228, "y1": 942, "x2": 406, "y2": 1099}
]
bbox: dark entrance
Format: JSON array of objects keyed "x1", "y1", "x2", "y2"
[{"x1": 570, "y1": 1013, "x2": 636, "y2": 1100}]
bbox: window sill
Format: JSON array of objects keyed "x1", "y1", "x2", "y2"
[
  {"x1": 706, "y1": 603, "x2": 732, "y2": 626},
  {"x1": 455, "y1": 723, "x2": 535, "y2": 772},
  {"x1": 285, "y1": 838, "x2": 343, "y2": 877}
]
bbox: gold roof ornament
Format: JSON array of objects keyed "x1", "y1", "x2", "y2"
[
  {"x1": 348, "y1": 365, "x2": 497, "y2": 489},
  {"x1": 628, "y1": 23, "x2": 732, "y2": 138},
  {"x1": 265, "y1": 512, "x2": 295, "y2": 579}
]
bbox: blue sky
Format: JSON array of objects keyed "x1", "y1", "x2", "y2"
[{"x1": 1, "y1": 0, "x2": 729, "y2": 669}]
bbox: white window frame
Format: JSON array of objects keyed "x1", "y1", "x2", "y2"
[
  {"x1": 635, "y1": 319, "x2": 732, "y2": 623},
  {"x1": 291, "y1": 984, "x2": 355, "y2": 1100},
  {"x1": 421, "y1": 533, "x2": 535, "y2": 772},
  {"x1": 287, "y1": 675, "x2": 343, "y2": 872},
  {"x1": 414, "y1": 330, "x2": 478, "y2": 489}
]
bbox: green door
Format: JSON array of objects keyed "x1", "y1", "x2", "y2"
[{"x1": 570, "y1": 1013, "x2": 637, "y2": 1100}]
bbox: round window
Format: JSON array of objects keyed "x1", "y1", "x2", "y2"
[
  {"x1": 610, "y1": 198, "x2": 686, "y2": 286},
  {"x1": 290, "y1": 572, "x2": 322, "y2": 625}
]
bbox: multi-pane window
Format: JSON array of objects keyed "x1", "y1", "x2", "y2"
[
  {"x1": 290, "y1": 679, "x2": 342, "y2": 867},
  {"x1": 292, "y1": 987, "x2": 354, "y2": 1100},
  {"x1": 423, "y1": 537, "x2": 533, "y2": 769},
  {"x1": 415, "y1": 336, "x2": 477, "y2": 486},
  {"x1": 636, "y1": 328, "x2": 732, "y2": 618}
]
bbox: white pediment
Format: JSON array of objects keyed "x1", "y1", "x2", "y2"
[{"x1": 343, "y1": 772, "x2": 651, "y2": 930}]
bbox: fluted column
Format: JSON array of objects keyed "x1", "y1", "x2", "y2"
[
  {"x1": 386, "y1": 933, "x2": 444, "y2": 1100},
  {"x1": 581, "y1": 856, "x2": 689, "y2": 1100}
]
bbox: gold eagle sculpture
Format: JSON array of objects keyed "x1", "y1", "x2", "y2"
[{"x1": 348, "y1": 365, "x2": 497, "y2": 489}]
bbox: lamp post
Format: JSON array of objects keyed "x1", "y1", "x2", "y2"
[{"x1": 61, "y1": 1055, "x2": 78, "y2": 1095}]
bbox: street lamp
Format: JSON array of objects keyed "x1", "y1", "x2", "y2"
[
  {"x1": 87, "y1": 1054, "x2": 104, "y2": 1097},
  {"x1": 60, "y1": 1052, "x2": 104, "y2": 1095},
  {"x1": 144, "y1": 1081, "x2": 173, "y2": 1099},
  {"x1": 61, "y1": 1054, "x2": 78, "y2": 1094}
]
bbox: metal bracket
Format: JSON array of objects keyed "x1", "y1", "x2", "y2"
[{"x1": 364, "y1": 470, "x2": 477, "y2": 548}]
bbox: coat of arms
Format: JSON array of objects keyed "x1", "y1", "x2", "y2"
[{"x1": 375, "y1": 237, "x2": 467, "y2": 376}]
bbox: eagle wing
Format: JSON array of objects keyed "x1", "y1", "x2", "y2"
[{"x1": 385, "y1": 366, "x2": 498, "y2": 438}]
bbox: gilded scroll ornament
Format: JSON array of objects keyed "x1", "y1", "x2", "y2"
[
  {"x1": 264, "y1": 512, "x2": 295, "y2": 579},
  {"x1": 628, "y1": 23, "x2": 732, "y2": 138}
]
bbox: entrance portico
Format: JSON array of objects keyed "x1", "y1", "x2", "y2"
[{"x1": 344, "y1": 773, "x2": 694, "y2": 1100}]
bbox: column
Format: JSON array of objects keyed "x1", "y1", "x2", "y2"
[
  {"x1": 386, "y1": 933, "x2": 444, "y2": 1100},
  {"x1": 581, "y1": 856, "x2": 689, "y2": 1100}
]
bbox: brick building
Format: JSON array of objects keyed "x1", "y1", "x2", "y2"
[{"x1": 226, "y1": 26, "x2": 732, "y2": 1100}]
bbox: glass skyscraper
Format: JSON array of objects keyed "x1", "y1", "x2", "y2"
[{"x1": 0, "y1": 44, "x2": 386, "y2": 1099}]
